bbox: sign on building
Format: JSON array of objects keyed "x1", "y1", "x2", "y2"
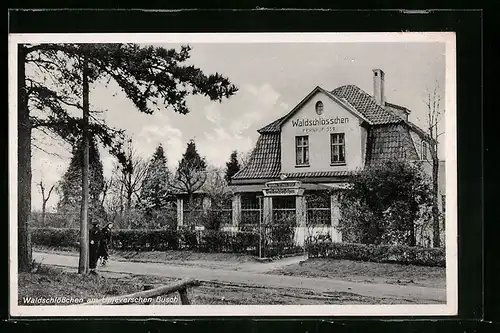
[{"x1": 262, "y1": 180, "x2": 304, "y2": 196}]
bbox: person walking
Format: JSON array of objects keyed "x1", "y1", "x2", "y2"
[
  {"x1": 89, "y1": 221, "x2": 101, "y2": 274},
  {"x1": 99, "y1": 223, "x2": 112, "y2": 266}
]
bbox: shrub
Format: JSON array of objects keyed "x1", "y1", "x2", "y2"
[
  {"x1": 306, "y1": 241, "x2": 445, "y2": 267},
  {"x1": 30, "y1": 228, "x2": 80, "y2": 248},
  {"x1": 30, "y1": 228, "x2": 265, "y2": 257},
  {"x1": 339, "y1": 160, "x2": 433, "y2": 246}
]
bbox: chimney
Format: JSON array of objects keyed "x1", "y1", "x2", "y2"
[{"x1": 372, "y1": 69, "x2": 385, "y2": 106}]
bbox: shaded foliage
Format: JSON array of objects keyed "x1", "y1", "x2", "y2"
[
  {"x1": 339, "y1": 160, "x2": 433, "y2": 246},
  {"x1": 56, "y1": 137, "x2": 105, "y2": 225},
  {"x1": 172, "y1": 140, "x2": 207, "y2": 205},
  {"x1": 224, "y1": 150, "x2": 241, "y2": 184}
]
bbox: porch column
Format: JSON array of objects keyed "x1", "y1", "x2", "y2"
[
  {"x1": 263, "y1": 196, "x2": 273, "y2": 224},
  {"x1": 231, "y1": 193, "x2": 241, "y2": 229},
  {"x1": 295, "y1": 195, "x2": 306, "y2": 226},
  {"x1": 295, "y1": 195, "x2": 307, "y2": 246},
  {"x1": 176, "y1": 197, "x2": 184, "y2": 228},
  {"x1": 330, "y1": 193, "x2": 342, "y2": 242}
]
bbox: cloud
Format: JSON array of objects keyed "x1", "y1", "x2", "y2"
[
  {"x1": 137, "y1": 123, "x2": 184, "y2": 169},
  {"x1": 195, "y1": 82, "x2": 288, "y2": 167},
  {"x1": 228, "y1": 83, "x2": 289, "y2": 136},
  {"x1": 204, "y1": 104, "x2": 221, "y2": 123},
  {"x1": 200, "y1": 127, "x2": 254, "y2": 167}
]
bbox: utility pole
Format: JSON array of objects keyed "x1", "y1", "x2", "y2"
[{"x1": 78, "y1": 47, "x2": 90, "y2": 274}]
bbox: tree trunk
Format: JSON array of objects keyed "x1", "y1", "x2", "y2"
[
  {"x1": 432, "y1": 156, "x2": 441, "y2": 248},
  {"x1": 18, "y1": 44, "x2": 32, "y2": 272},
  {"x1": 41, "y1": 202, "x2": 46, "y2": 227},
  {"x1": 78, "y1": 52, "x2": 90, "y2": 274}
]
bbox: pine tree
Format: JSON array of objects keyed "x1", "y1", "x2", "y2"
[
  {"x1": 225, "y1": 150, "x2": 241, "y2": 184},
  {"x1": 172, "y1": 140, "x2": 207, "y2": 206},
  {"x1": 57, "y1": 137, "x2": 105, "y2": 225},
  {"x1": 139, "y1": 144, "x2": 172, "y2": 214}
]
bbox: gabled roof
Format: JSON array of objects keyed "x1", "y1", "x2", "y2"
[
  {"x1": 330, "y1": 85, "x2": 403, "y2": 125},
  {"x1": 258, "y1": 86, "x2": 372, "y2": 134}
]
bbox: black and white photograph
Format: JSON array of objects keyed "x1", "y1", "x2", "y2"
[{"x1": 8, "y1": 33, "x2": 457, "y2": 317}]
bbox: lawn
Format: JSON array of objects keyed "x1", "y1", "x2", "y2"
[
  {"x1": 267, "y1": 258, "x2": 446, "y2": 289},
  {"x1": 18, "y1": 264, "x2": 417, "y2": 305}
]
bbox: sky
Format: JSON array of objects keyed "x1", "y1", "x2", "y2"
[{"x1": 29, "y1": 40, "x2": 447, "y2": 211}]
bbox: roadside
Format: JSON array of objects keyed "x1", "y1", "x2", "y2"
[
  {"x1": 19, "y1": 265, "x2": 406, "y2": 305},
  {"x1": 33, "y1": 245, "x2": 308, "y2": 273},
  {"x1": 33, "y1": 246, "x2": 445, "y2": 288},
  {"x1": 267, "y1": 258, "x2": 446, "y2": 289},
  {"x1": 31, "y1": 251, "x2": 446, "y2": 303}
]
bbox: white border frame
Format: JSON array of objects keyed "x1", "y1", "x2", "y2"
[{"x1": 8, "y1": 32, "x2": 458, "y2": 317}]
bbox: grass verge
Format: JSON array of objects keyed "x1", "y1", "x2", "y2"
[{"x1": 267, "y1": 258, "x2": 446, "y2": 289}]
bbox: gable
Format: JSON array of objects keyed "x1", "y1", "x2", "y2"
[{"x1": 258, "y1": 86, "x2": 370, "y2": 134}]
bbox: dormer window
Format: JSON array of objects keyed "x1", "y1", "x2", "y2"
[{"x1": 315, "y1": 101, "x2": 324, "y2": 115}]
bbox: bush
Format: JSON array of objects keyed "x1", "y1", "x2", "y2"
[
  {"x1": 30, "y1": 228, "x2": 80, "y2": 248},
  {"x1": 31, "y1": 227, "x2": 259, "y2": 255},
  {"x1": 306, "y1": 241, "x2": 445, "y2": 267}
]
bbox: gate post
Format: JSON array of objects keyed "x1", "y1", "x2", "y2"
[
  {"x1": 330, "y1": 193, "x2": 342, "y2": 242},
  {"x1": 263, "y1": 196, "x2": 273, "y2": 224},
  {"x1": 231, "y1": 193, "x2": 241, "y2": 231},
  {"x1": 295, "y1": 195, "x2": 306, "y2": 246}
]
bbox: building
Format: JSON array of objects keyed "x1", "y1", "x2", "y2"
[{"x1": 176, "y1": 69, "x2": 446, "y2": 246}]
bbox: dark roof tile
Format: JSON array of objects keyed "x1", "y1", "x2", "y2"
[
  {"x1": 232, "y1": 133, "x2": 281, "y2": 180},
  {"x1": 330, "y1": 85, "x2": 403, "y2": 125},
  {"x1": 365, "y1": 124, "x2": 419, "y2": 166}
]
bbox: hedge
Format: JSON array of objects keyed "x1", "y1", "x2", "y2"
[
  {"x1": 306, "y1": 241, "x2": 445, "y2": 267},
  {"x1": 30, "y1": 227, "x2": 259, "y2": 255}
]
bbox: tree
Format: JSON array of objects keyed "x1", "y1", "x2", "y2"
[
  {"x1": 172, "y1": 140, "x2": 208, "y2": 207},
  {"x1": 338, "y1": 160, "x2": 433, "y2": 246},
  {"x1": 224, "y1": 150, "x2": 241, "y2": 184},
  {"x1": 138, "y1": 144, "x2": 172, "y2": 216},
  {"x1": 18, "y1": 43, "x2": 238, "y2": 272},
  {"x1": 113, "y1": 139, "x2": 150, "y2": 214},
  {"x1": 37, "y1": 179, "x2": 55, "y2": 227},
  {"x1": 201, "y1": 166, "x2": 231, "y2": 230},
  {"x1": 424, "y1": 81, "x2": 445, "y2": 248},
  {"x1": 56, "y1": 137, "x2": 105, "y2": 226},
  {"x1": 239, "y1": 148, "x2": 254, "y2": 169}
]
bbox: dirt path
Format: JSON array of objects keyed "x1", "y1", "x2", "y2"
[{"x1": 32, "y1": 252, "x2": 446, "y2": 303}]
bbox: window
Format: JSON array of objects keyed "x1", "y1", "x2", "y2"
[
  {"x1": 315, "y1": 101, "x2": 324, "y2": 115},
  {"x1": 330, "y1": 133, "x2": 346, "y2": 164},
  {"x1": 241, "y1": 193, "x2": 261, "y2": 225},
  {"x1": 421, "y1": 140, "x2": 428, "y2": 160},
  {"x1": 295, "y1": 136, "x2": 309, "y2": 166},
  {"x1": 306, "y1": 191, "x2": 331, "y2": 226}
]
